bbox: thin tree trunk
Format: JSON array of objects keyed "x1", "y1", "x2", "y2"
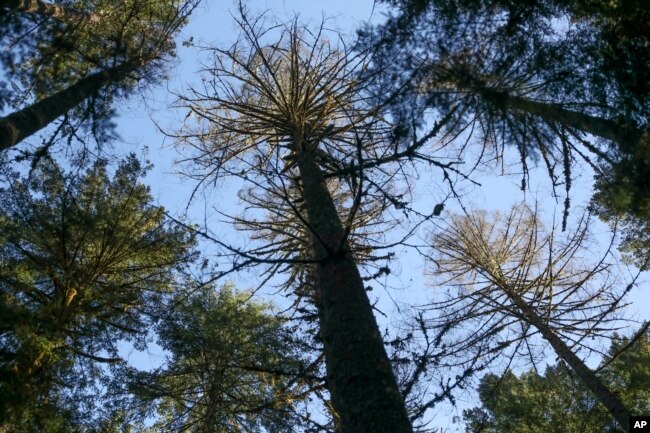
[
  {"x1": 0, "y1": 60, "x2": 141, "y2": 151},
  {"x1": 293, "y1": 134, "x2": 413, "y2": 433},
  {"x1": 507, "y1": 289, "x2": 630, "y2": 431},
  {"x1": 0, "y1": 0, "x2": 99, "y2": 23}
]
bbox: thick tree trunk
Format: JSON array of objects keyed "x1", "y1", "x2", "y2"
[
  {"x1": 0, "y1": 0, "x2": 99, "y2": 23},
  {"x1": 0, "y1": 60, "x2": 141, "y2": 151},
  {"x1": 507, "y1": 290, "x2": 630, "y2": 431},
  {"x1": 481, "y1": 88, "x2": 644, "y2": 151},
  {"x1": 294, "y1": 135, "x2": 413, "y2": 433}
]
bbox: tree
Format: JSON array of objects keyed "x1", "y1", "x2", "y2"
[
  {"x1": 0, "y1": 155, "x2": 195, "y2": 431},
  {"x1": 128, "y1": 283, "x2": 311, "y2": 433},
  {"x1": 373, "y1": 0, "x2": 650, "y2": 114},
  {"x1": 465, "y1": 368, "x2": 613, "y2": 433},
  {"x1": 172, "y1": 8, "x2": 419, "y2": 433},
  {"x1": 427, "y1": 204, "x2": 637, "y2": 430},
  {"x1": 464, "y1": 330, "x2": 650, "y2": 433},
  {"x1": 0, "y1": 0, "x2": 200, "y2": 153},
  {"x1": 600, "y1": 329, "x2": 650, "y2": 416},
  {"x1": 359, "y1": 0, "x2": 650, "y2": 261},
  {"x1": 0, "y1": 0, "x2": 100, "y2": 23},
  {"x1": 0, "y1": 59, "x2": 142, "y2": 151},
  {"x1": 362, "y1": 0, "x2": 649, "y2": 146},
  {"x1": 591, "y1": 157, "x2": 650, "y2": 270}
]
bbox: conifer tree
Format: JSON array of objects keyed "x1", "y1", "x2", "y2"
[
  {"x1": 0, "y1": 0, "x2": 200, "y2": 152},
  {"x1": 0, "y1": 155, "x2": 195, "y2": 431}
]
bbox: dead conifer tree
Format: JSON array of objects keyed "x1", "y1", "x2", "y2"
[
  {"x1": 426, "y1": 203, "x2": 638, "y2": 430},
  {"x1": 172, "y1": 8, "x2": 416, "y2": 433}
]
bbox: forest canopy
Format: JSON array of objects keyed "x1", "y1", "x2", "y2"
[{"x1": 0, "y1": 1, "x2": 648, "y2": 432}]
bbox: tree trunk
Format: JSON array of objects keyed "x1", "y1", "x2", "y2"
[
  {"x1": 441, "y1": 64, "x2": 645, "y2": 150},
  {"x1": 293, "y1": 135, "x2": 413, "y2": 433},
  {"x1": 507, "y1": 289, "x2": 630, "y2": 431},
  {"x1": 0, "y1": 0, "x2": 99, "y2": 23},
  {"x1": 481, "y1": 88, "x2": 644, "y2": 151},
  {"x1": 0, "y1": 60, "x2": 141, "y2": 151}
]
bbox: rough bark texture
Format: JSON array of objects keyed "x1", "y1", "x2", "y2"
[
  {"x1": 507, "y1": 289, "x2": 631, "y2": 431},
  {"x1": 0, "y1": 60, "x2": 140, "y2": 151},
  {"x1": 0, "y1": 0, "x2": 99, "y2": 23},
  {"x1": 294, "y1": 134, "x2": 413, "y2": 433}
]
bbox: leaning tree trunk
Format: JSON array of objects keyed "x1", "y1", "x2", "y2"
[
  {"x1": 0, "y1": 60, "x2": 141, "y2": 151},
  {"x1": 437, "y1": 63, "x2": 646, "y2": 150},
  {"x1": 479, "y1": 88, "x2": 645, "y2": 152},
  {"x1": 293, "y1": 133, "x2": 413, "y2": 433},
  {"x1": 0, "y1": 0, "x2": 99, "y2": 23},
  {"x1": 506, "y1": 288, "x2": 631, "y2": 431}
]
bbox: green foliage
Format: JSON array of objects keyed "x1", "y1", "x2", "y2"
[
  {"x1": 601, "y1": 332, "x2": 650, "y2": 415},
  {"x1": 464, "y1": 333, "x2": 650, "y2": 433},
  {"x1": 23, "y1": 0, "x2": 186, "y2": 92},
  {"x1": 591, "y1": 135, "x2": 650, "y2": 269},
  {"x1": 129, "y1": 283, "x2": 308, "y2": 433},
  {"x1": 1, "y1": 0, "x2": 198, "y2": 146},
  {"x1": 0, "y1": 155, "x2": 195, "y2": 431}
]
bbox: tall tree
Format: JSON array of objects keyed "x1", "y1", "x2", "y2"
[
  {"x1": 0, "y1": 59, "x2": 143, "y2": 151},
  {"x1": 427, "y1": 204, "x2": 636, "y2": 430},
  {"x1": 172, "y1": 9, "x2": 418, "y2": 433},
  {"x1": 0, "y1": 155, "x2": 195, "y2": 432},
  {"x1": 0, "y1": 0, "x2": 200, "y2": 152},
  {"x1": 362, "y1": 0, "x2": 649, "y2": 146},
  {"x1": 128, "y1": 283, "x2": 311, "y2": 433},
  {"x1": 359, "y1": 0, "x2": 650, "y2": 263},
  {"x1": 374, "y1": 0, "x2": 649, "y2": 109}
]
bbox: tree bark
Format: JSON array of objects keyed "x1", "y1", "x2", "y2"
[
  {"x1": 293, "y1": 134, "x2": 413, "y2": 433},
  {"x1": 0, "y1": 60, "x2": 141, "y2": 151},
  {"x1": 480, "y1": 88, "x2": 644, "y2": 151},
  {"x1": 439, "y1": 64, "x2": 645, "y2": 150},
  {"x1": 0, "y1": 0, "x2": 99, "y2": 23},
  {"x1": 506, "y1": 289, "x2": 630, "y2": 431}
]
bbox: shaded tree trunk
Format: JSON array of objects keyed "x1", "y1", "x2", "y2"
[
  {"x1": 293, "y1": 133, "x2": 413, "y2": 433},
  {"x1": 0, "y1": 0, "x2": 99, "y2": 23},
  {"x1": 0, "y1": 60, "x2": 141, "y2": 151},
  {"x1": 480, "y1": 88, "x2": 644, "y2": 151},
  {"x1": 506, "y1": 288, "x2": 630, "y2": 431}
]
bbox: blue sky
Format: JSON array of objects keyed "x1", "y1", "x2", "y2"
[{"x1": 111, "y1": 1, "x2": 650, "y2": 430}]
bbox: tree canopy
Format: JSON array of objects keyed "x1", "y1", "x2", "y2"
[
  {"x1": 0, "y1": 0, "x2": 199, "y2": 153},
  {"x1": 0, "y1": 154, "x2": 195, "y2": 431},
  {"x1": 128, "y1": 283, "x2": 309, "y2": 433},
  {"x1": 1, "y1": 1, "x2": 648, "y2": 432},
  {"x1": 360, "y1": 0, "x2": 650, "y2": 264},
  {"x1": 464, "y1": 331, "x2": 650, "y2": 433}
]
